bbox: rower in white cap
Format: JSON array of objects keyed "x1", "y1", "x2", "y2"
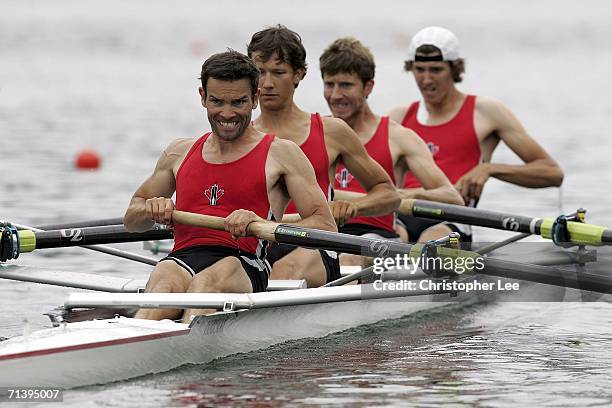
[{"x1": 388, "y1": 26, "x2": 564, "y2": 243}]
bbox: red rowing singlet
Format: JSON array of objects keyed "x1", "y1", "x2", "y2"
[
  {"x1": 401, "y1": 95, "x2": 481, "y2": 188},
  {"x1": 172, "y1": 133, "x2": 274, "y2": 255},
  {"x1": 333, "y1": 117, "x2": 396, "y2": 233},
  {"x1": 285, "y1": 113, "x2": 332, "y2": 213}
]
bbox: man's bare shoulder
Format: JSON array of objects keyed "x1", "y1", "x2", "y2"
[
  {"x1": 387, "y1": 105, "x2": 410, "y2": 123},
  {"x1": 320, "y1": 116, "x2": 364, "y2": 156},
  {"x1": 269, "y1": 136, "x2": 302, "y2": 155},
  {"x1": 155, "y1": 137, "x2": 197, "y2": 170},
  {"x1": 163, "y1": 137, "x2": 196, "y2": 157},
  {"x1": 474, "y1": 95, "x2": 512, "y2": 117},
  {"x1": 388, "y1": 118, "x2": 420, "y2": 139},
  {"x1": 388, "y1": 118, "x2": 423, "y2": 147},
  {"x1": 268, "y1": 137, "x2": 304, "y2": 168},
  {"x1": 320, "y1": 115, "x2": 354, "y2": 138}
]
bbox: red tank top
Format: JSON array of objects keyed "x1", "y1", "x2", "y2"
[
  {"x1": 172, "y1": 133, "x2": 274, "y2": 255},
  {"x1": 401, "y1": 95, "x2": 481, "y2": 188},
  {"x1": 333, "y1": 117, "x2": 396, "y2": 233},
  {"x1": 285, "y1": 113, "x2": 332, "y2": 214}
]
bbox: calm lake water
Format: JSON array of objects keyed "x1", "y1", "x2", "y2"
[{"x1": 2, "y1": 0, "x2": 612, "y2": 406}]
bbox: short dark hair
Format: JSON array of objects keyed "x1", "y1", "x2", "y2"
[
  {"x1": 247, "y1": 25, "x2": 308, "y2": 78},
  {"x1": 319, "y1": 37, "x2": 375, "y2": 85},
  {"x1": 404, "y1": 45, "x2": 465, "y2": 83},
  {"x1": 199, "y1": 49, "x2": 260, "y2": 97}
]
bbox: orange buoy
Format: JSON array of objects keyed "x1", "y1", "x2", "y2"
[{"x1": 75, "y1": 149, "x2": 101, "y2": 170}]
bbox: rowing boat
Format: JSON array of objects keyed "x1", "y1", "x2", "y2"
[
  {"x1": 0, "y1": 283, "x2": 474, "y2": 388},
  {"x1": 0, "y1": 205, "x2": 611, "y2": 388}
]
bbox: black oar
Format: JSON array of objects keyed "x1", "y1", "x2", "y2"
[
  {"x1": 479, "y1": 256, "x2": 612, "y2": 295},
  {"x1": 11, "y1": 221, "x2": 161, "y2": 266},
  {"x1": 407, "y1": 199, "x2": 611, "y2": 246},
  {"x1": 34, "y1": 217, "x2": 124, "y2": 230},
  {"x1": 1, "y1": 224, "x2": 173, "y2": 261},
  {"x1": 334, "y1": 190, "x2": 611, "y2": 247},
  {"x1": 30, "y1": 225, "x2": 172, "y2": 249}
]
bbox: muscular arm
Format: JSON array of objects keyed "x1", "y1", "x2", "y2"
[
  {"x1": 123, "y1": 140, "x2": 187, "y2": 232},
  {"x1": 393, "y1": 123, "x2": 463, "y2": 205},
  {"x1": 465, "y1": 97, "x2": 564, "y2": 189},
  {"x1": 455, "y1": 97, "x2": 564, "y2": 202},
  {"x1": 324, "y1": 118, "x2": 400, "y2": 217},
  {"x1": 270, "y1": 140, "x2": 337, "y2": 232}
]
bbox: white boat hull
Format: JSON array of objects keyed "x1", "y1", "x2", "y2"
[{"x1": 0, "y1": 294, "x2": 459, "y2": 388}]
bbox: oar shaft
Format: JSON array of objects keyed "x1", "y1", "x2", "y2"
[
  {"x1": 171, "y1": 210, "x2": 414, "y2": 258},
  {"x1": 410, "y1": 199, "x2": 540, "y2": 233},
  {"x1": 272, "y1": 224, "x2": 413, "y2": 257},
  {"x1": 82, "y1": 244, "x2": 158, "y2": 265},
  {"x1": 481, "y1": 257, "x2": 612, "y2": 295},
  {"x1": 19, "y1": 225, "x2": 173, "y2": 252},
  {"x1": 410, "y1": 200, "x2": 610, "y2": 246},
  {"x1": 335, "y1": 190, "x2": 610, "y2": 246},
  {"x1": 34, "y1": 218, "x2": 124, "y2": 230},
  {"x1": 10, "y1": 222, "x2": 160, "y2": 265}
]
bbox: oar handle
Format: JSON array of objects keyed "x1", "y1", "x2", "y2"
[
  {"x1": 398, "y1": 198, "x2": 415, "y2": 216},
  {"x1": 172, "y1": 210, "x2": 279, "y2": 242}
]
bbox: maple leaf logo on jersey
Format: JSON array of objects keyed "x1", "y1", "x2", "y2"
[
  {"x1": 204, "y1": 184, "x2": 224, "y2": 206},
  {"x1": 427, "y1": 142, "x2": 440, "y2": 157},
  {"x1": 335, "y1": 168, "x2": 355, "y2": 188}
]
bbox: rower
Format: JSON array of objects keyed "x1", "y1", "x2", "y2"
[
  {"x1": 319, "y1": 37, "x2": 463, "y2": 267},
  {"x1": 388, "y1": 26, "x2": 564, "y2": 243},
  {"x1": 247, "y1": 25, "x2": 400, "y2": 287},
  {"x1": 123, "y1": 50, "x2": 336, "y2": 323}
]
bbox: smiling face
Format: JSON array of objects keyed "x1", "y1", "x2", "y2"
[
  {"x1": 323, "y1": 71, "x2": 372, "y2": 124},
  {"x1": 411, "y1": 61, "x2": 455, "y2": 104},
  {"x1": 200, "y1": 77, "x2": 259, "y2": 141},
  {"x1": 251, "y1": 51, "x2": 304, "y2": 111}
]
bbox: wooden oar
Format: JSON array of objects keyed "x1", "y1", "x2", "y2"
[
  {"x1": 171, "y1": 210, "x2": 408, "y2": 258},
  {"x1": 172, "y1": 210, "x2": 277, "y2": 241}
]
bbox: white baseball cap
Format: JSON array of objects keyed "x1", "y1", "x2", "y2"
[{"x1": 407, "y1": 26, "x2": 461, "y2": 61}]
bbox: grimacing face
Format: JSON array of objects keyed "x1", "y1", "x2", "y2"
[
  {"x1": 323, "y1": 71, "x2": 372, "y2": 123},
  {"x1": 412, "y1": 61, "x2": 455, "y2": 104},
  {"x1": 201, "y1": 77, "x2": 258, "y2": 141},
  {"x1": 251, "y1": 51, "x2": 304, "y2": 111}
]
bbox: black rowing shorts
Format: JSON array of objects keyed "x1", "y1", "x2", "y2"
[
  {"x1": 396, "y1": 214, "x2": 473, "y2": 243},
  {"x1": 340, "y1": 223, "x2": 401, "y2": 240},
  {"x1": 265, "y1": 243, "x2": 341, "y2": 283},
  {"x1": 160, "y1": 245, "x2": 269, "y2": 293}
]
